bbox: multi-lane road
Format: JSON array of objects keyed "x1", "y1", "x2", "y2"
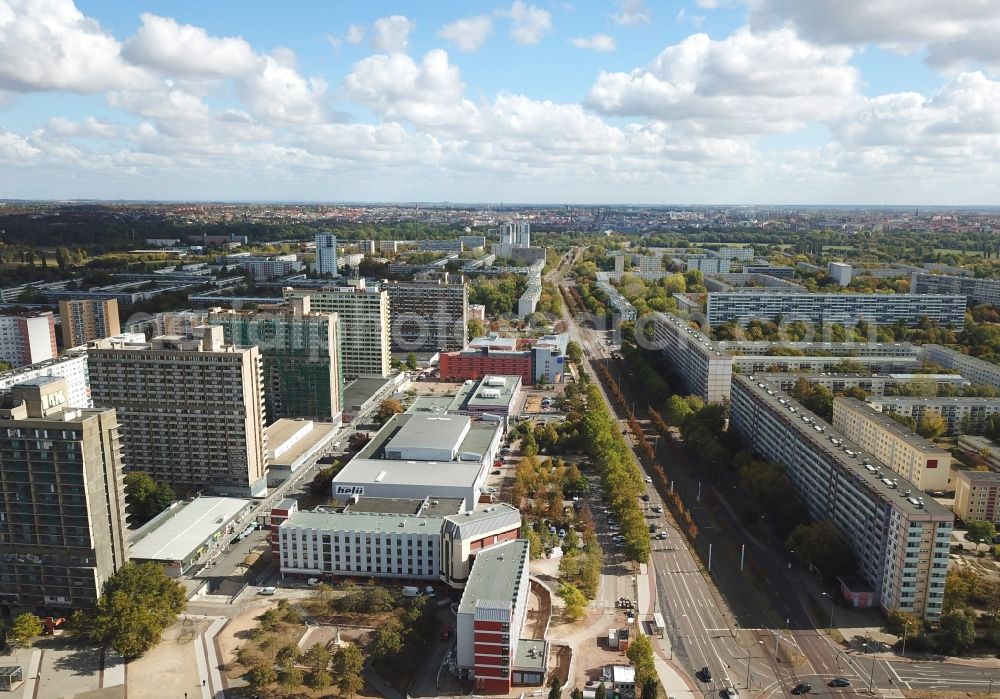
[{"x1": 556, "y1": 258, "x2": 998, "y2": 696}]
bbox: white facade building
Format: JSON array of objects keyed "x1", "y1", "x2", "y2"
[
  {"x1": 315, "y1": 232, "x2": 338, "y2": 276},
  {"x1": 828, "y1": 262, "x2": 853, "y2": 286},
  {"x1": 0, "y1": 350, "x2": 92, "y2": 407}
]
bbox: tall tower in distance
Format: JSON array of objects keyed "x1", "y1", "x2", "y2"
[{"x1": 315, "y1": 232, "x2": 338, "y2": 276}]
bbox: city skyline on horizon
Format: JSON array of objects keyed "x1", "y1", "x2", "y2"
[{"x1": 1, "y1": 1, "x2": 999, "y2": 205}]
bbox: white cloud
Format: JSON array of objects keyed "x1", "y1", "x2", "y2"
[
  {"x1": 346, "y1": 24, "x2": 364, "y2": 45},
  {"x1": 0, "y1": 129, "x2": 42, "y2": 161},
  {"x1": 439, "y1": 16, "x2": 493, "y2": 52},
  {"x1": 501, "y1": 1, "x2": 552, "y2": 45},
  {"x1": 45, "y1": 116, "x2": 118, "y2": 139},
  {"x1": 122, "y1": 14, "x2": 257, "y2": 77},
  {"x1": 237, "y1": 56, "x2": 328, "y2": 124},
  {"x1": 344, "y1": 50, "x2": 476, "y2": 131},
  {"x1": 750, "y1": 0, "x2": 1000, "y2": 73},
  {"x1": 587, "y1": 27, "x2": 860, "y2": 134},
  {"x1": 371, "y1": 15, "x2": 416, "y2": 53},
  {"x1": 570, "y1": 34, "x2": 616, "y2": 52},
  {"x1": 0, "y1": 0, "x2": 152, "y2": 93},
  {"x1": 696, "y1": 0, "x2": 720, "y2": 8},
  {"x1": 612, "y1": 0, "x2": 651, "y2": 26}
]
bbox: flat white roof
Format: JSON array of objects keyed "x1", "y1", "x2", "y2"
[{"x1": 129, "y1": 497, "x2": 248, "y2": 562}]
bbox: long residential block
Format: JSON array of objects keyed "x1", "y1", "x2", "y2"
[
  {"x1": 920, "y1": 344, "x2": 1000, "y2": 390},
  {"x1": 651, "y1": 312, "x2": 733, "y2": 402},
  {"x1": 730, "y1": 375, "x2": 952, "y2": 620},
  {"x1": 867, "y1": 396, "x2": 1000, "y2": 437},
  {"x1": 706, "y1": 293, "x2": 966, "y2": 329},
  {"x1": 953, "y1": 470, "x2": 1000, "y2": 525},
  {"x1": 832, "y1": 398, "x2": 951, "y2": 491},
  {"x1": 758, "y1": 373, "x2": 969, "y2": 397},
  {"x1": 911, "y1": 272, "x2": 1000, "y2": 306}
]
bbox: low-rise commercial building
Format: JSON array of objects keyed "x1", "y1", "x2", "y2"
[
  {"x1": 456, "y1": 539, "x2": 535, "y2": 694},
  {"x1": 331, "y1": 413, "x2": 501, "y2": 505},
  {"x1": 706, "y1": 293, "x2": 966, "y2": 329},
  {"x1": 953, "y1": 470, "x2": 1000, "y2": 525},
  {"x1": 439, "y1": 334, "x2": 567, "y2": 385},
  {"x1": 128, "y1": 497, "x2": 251, "y2": 577},
  {"x1": 832, "y1": 398, "x2": 951, "y2": 491},
  {"x1": 275, "y1": 497, "x2": 521, "y2": 588},
  {"x1": 651, "y1": 312, "x2": 733, "y2": 402},
  {"x1": 729, "y1": 375, "x2": 952, "y2": 620},
  {"x1": 265, "y1": 419, "x2": 339, "y2": 486},
  {"x1": 867, "y1": 396, "x2": 1000, "y2": 437}
]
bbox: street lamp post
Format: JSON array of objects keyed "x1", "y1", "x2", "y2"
[
  {"x1": 901, "y1": 623, "x2": 908, "y2": 657},
  {"x1": 822, "y1": 592, "x2": 835, "y2": 630}
]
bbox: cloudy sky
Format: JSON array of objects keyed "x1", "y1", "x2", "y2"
[{"x1": 1, "y1": 0, "x2": 999, "y2": 204}]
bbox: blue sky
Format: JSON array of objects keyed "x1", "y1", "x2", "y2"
[{"x1": 1, "y1": 0, "x2": 999, "y2": 204}]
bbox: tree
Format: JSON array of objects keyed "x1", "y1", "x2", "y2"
[
  {"x1": 276, "y1": 643, "x2": 301, "y2": 666},
  {"x1": 405, "y1": 352, "x2": 417, "y2": 370},
  {"x1": 549, "y1": 676, "x2": 563, "y2": 699},
  {"x1": 571, "y1": 689, "x2": 585, "y2": 699},
  {"x1": 626, "y1": 634, "x2": 657, "y2": 686},
  {"x1": 786, "y1": 520, "x2": 855, "y2": 578},
  {"x1": 307, "y1": 668, "x2": 332, "y2": 690},
  {"x1": 985, "y1": 413, "x2": 1000, "y2": 441},
  {"x1": 7, "y1": 613, "x2": 43, "y2": 649},
  {"x1": 304, "y1": 642, "x2": 331, "y2": 673},
  {"x1": 467, "y1": 318, "x2": 486, "y2": 340},
  {"x1": 944, "y1": 566, "x2": 981, "y2": 612},
  {"x1": 641, "y1": 676, "x2": 659, "y2": 699},
  {"x1": 885, "y1": 609, "x2": 922, "y2": 638},
  {"x1": 595, "y1": 682, "x2": 607, "y2": 699},
  {"x1": 248, "y1": 662, "x2": 276, "y2": 689},
  {"x1": 559, "y1": 583, "x2": 588, "y2": 621},
  {"x1": 566, "y1": 341, "x2": 583, "y2": 365},
  {"x1": 375, "y1": 399, "x2": 405, "y2": 425},
  {"x1": 123, "y1": 472, "x2": 174, "y2": 523},
  {"x1": 965, "y1": 520, "x2": 997, "y2": 543},
  {"x1": 278, "y1": 664, "x2": 304, "y2": 688},
  {"x1": 72, "y1": 562, "x2": 186, "y2": 658},
  {"x1": 333, "y1": 644, "x2": 365, "y2": 697},
  {"x1": 370, "y1": 618, "x2": 404, "y2": 659},
  {"x1": 939, "y1": 609, "x2": 976, "y2": 653},
  {"x1": 916, "y1": 412, "x2": 946, "y2": 440}
]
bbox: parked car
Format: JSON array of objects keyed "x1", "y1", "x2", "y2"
[
  {"x1": 698, "y1": 667, "x2": 712, "y2": 682},
  {"x1": 827, "y1": 679, "x2": 850, "y2": 688},
  {"x1": 791, "y1": 683, "x2": 812, "y2": 695},
  {"x1": 724, "y1": 688, "x2": 739, "y2": 699},
  {"x1": 640, "y1": 494, "x2": 650, "y2": 502},
  {"x1": 644, "y1": 476, "x2": 653, "y2": 483},
  {"x1": 258, "y1": 586, "x2": 276, "y2": 596},
  {"x1": 658, "y1": 531, "x2": 669, "y2": 539},
  {"x1": 306, "y1": 578, "x2": 321, "y2": 586},
  {"x1": 491, "y1": 469, "x2": 502, "y2": 475}
]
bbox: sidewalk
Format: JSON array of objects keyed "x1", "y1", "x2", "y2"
[{"x1": 638, "y1": 560, "x2": 701, "y2": 699}]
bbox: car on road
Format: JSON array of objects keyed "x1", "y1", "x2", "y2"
[
  {"x1": 491, "y1": 469, "x2": 502, "y2": 475},
  {"x1": 658, "y1": 531, "x2": 669, "y2": 539},
  {"x1": 644, "y1": 476, "x2": 652, "y2": 483},
  {"x1": 698, "y1": 667, "x2": 712, "y2": 682},
  {"x1": 640, "y1": 494, "x2": 650, "y2": 502},
  {"x1": 306, "y1": 578, "x2": 321, "y2": 586},
  {"x1": 649, "y1": 523, "x2": 657, "y2": 533},
  {"x1": 827, "y1": 679, "x2": 850, "y2": 688},
  {"x1": 791, "y1": 683, "x2": 812, "y2": 695},
  {"x1": 724, "y1": 688, "x2": 739, "y2": 699},
  {"x1": 258, "y1": 586, "x2": 276, "y2": 595}
]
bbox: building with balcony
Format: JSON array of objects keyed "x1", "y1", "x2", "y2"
[
  {"x1": 0, "y1": 377, "x2": 127, "y2": 612},
  {"x1": 867, "y1": 396, "x2": 1000, "y2": 437},
  {"x1": 953, "y1": 470, "x2": 1000, "y2": 525},
  {"x1": 0, "y1": 350, "x2": 92, "y2": 408},
  {"x1": 0, "y1": 312, "x2": 57, "y2": 368},
  {"x1": 651, "y1": 312, "x2": 732, "y2": 402},
  {"x1": 59, "y1": 299, "x2": 120, "y2": 349},
  {"x1": 920, "y1": 344, "x2": 1000, "y2": 390},
  {"x1": 910, "y1": 271, "x2": 1000, "y2": 306},
  {"x1": 386, "y1": 278, "x2": 468, "y2": 352},
  {"x1": 706, "y1": 293, "x2": 966, "y2": 329},
  {"x1": 729, "y1": 375, "x2": 952, "y2": 620},
  {"x1": 283, "y1": 281, "x2": 391, "y2": 379},
  {"x1": 87, "y1": 327, "x2": 268, "y2": 497},
  {"x1": 832, "y1": 398, "x2": 952, "y2": 491},
  {"x1": 209, "y1": 297, "x2": 342, "y2": 423}
]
